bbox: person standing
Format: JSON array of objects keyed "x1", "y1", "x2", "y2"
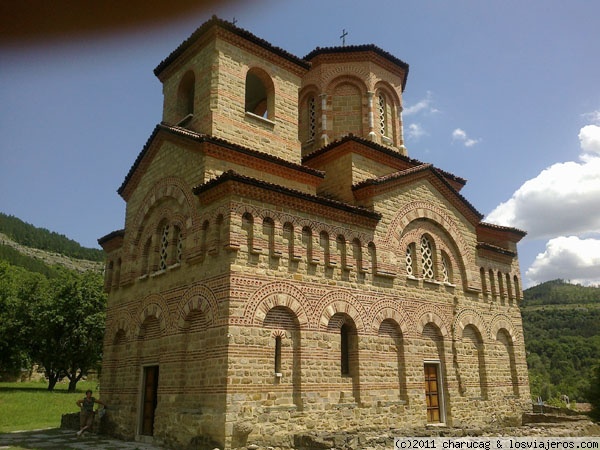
[{"x1": 76, "y1": 389, "x2": 107, "y2": 436}]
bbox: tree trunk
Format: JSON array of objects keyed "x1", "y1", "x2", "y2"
[
  {"x1": 68, "y1": 377, "x2": 78, "y2": 392},
  {"x1": 47, "y1": 372, "x2": 59, "y2": 391}
]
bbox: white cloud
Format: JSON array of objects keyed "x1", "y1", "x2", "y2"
[
  {"x1": 407, "y1": 123, "x2": 426, "y2": 140},
  {"x1": 578, "y1": 124, "x2": 600, "y2": 157},
  {"x1": 452, "y1": 128, "x2": 480, "y2": 147},
  {"x1": 486, "y1": 142, "x2": 600, "y2": 239},
  {"x1": 487, "y1": 116, "x2": 600, "y2": 286},
  {"x1": 526, "y1": 236, "x2": 600, "y2": 286},
  {"x1": 403, "y1": 91, "x2": 438, "y2": 116}
]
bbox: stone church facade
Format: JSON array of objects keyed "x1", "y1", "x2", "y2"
[{"x1": 99, "y1": 16, "x2": 531, "y2": 450}]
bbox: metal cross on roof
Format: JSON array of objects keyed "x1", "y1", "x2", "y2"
[{"x1": 340, "y1": 29, "x2": 348, "y2": 46}]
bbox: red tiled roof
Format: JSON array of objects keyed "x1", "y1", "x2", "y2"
[
  {"x1": 118, "y1": 123, "x2": 324, "y2": 197},
  {"x1": 352, "y1": 163, "x2": 483, "y2": 221},
  {"x1": 154, "y1": 16, "x2": 310, "y2": 77},
  {"x1": 304, "y1": 44, "x2": 409, "y2": 90},
  {"x1": 303, "y1": 134, "x2": 467, "y2": 187}
]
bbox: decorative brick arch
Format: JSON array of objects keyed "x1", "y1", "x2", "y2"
[
  {"x1": 176, "y1": 283, "x2": 219, "y2": 329},
  {"x1": 385, "y1": 201, "x2": 473, "y2": 283},
  {"x1": 490, "y1": 313, "x2": 520, "y2": 344},
  {"x1": 246, "y1": 282, "x2": 309, "y2": 329},
  {"x1": 368, "y1": 298, "x2": 411, "y2": 336},
  {"x1": 414, "y1": 309, "x2": 450, "y2": 337},
  {"x1": 374, "y1": 80, "x2": 401, "y2": 108},
  {"x1": 315, "y1": 290, "x2": 367, "y2": 332},
  {"x1": 105, "y1": 310, "x2": 134, "y2": 343},
  {"x1": 299, "y1": 84, "x2": 320, "y2": 105},
  {"x1": 131, "y1": 177, "x2": 196, "y2": 245},
  {"x1": 452, "y1": 309, "x2": 489, "y2": 343},
  {"x1": 136, "y1": 294, "x2": 168, "y2": 337},
  {"x1": 323, "y1": 67, "x2": 371, "y2": 92}
]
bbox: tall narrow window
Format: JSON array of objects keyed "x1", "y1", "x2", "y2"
[
  {"x1": 406, "y1": 243, "x2": 415, "y2": 277},
  {"x1": 308, "y1": 96, "x2": 316, "y2": 141},
  {"x1": 441, "y1": 252, "x2": 451, "y2": 283},
  {"x1": 142, "y1": 237, "x2": 152, "y2": 274},
  {"x1": 341, "y1": 324, "x2": 350, "y2": 376},
  {"x1": 174, "y1": 226, "x2": 183, "y2": 264},
  {"x1": 421, "y1": 235, "x2": 434, "y2": 280},
  {"x1": 378, "y1": 93, "x2": 388, "y2": 137},
  {"x1": 177, "y1": 71, "x2": 195, "y2": 121},
  {"x1": 274, "y1": 335, "x2": 282, "y2": 374},
  {"x1": 159, "y1": 224, "x2": 170, "y2": 270}
]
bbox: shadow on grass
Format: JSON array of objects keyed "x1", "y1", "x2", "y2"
[{"x1": 0, "y1": 386, "x2": 80, "y2": 394}]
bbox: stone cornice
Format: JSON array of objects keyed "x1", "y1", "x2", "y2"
[{"x1": 193, "y1": 170, "x2": 381, "y2": 226}]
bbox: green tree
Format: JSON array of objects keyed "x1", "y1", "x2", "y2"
[
  {"x1": 29, "y1": 269, "x2": 106, "y2": 391},
  {"x1": 0, "y1": 261, "x2": 46, "y2": 377}
]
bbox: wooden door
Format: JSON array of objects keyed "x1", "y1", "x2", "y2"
[
  {"x1": 141, "y1": 366, "x2": 159, "y2": 436},
  {"x1": 424, "y1": 363, "x2": 441, "y2": 423}
]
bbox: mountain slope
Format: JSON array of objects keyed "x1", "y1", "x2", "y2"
[
  {"x1": 0, "y1": 213, "x2": 103, "y2": 275},
  {"x1": 522, "y1": 279, "x2": 600, "y2": 403}
]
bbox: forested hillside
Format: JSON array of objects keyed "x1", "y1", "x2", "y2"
[
  {"x1": 0, "y1": 213, "x2": 106, "y2": 390},
  {"x1": 522, "y1": 279, "x2": 600, "y2": 403},
  {"x1": 0, "y1": 213, "x2": 104, "y2": 261}
]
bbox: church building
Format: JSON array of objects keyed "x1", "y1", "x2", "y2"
[{"x1": 98, "y1": 16, "x2": 531, "y2": 450}]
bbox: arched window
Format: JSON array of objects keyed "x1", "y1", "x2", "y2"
[
  {"x1": 142, "y1": 237, "x2": 152, "y2": 274},
  {"x1": 441, "y1": 251, "x2": 451, "y2": 283},
  {"x1": 245, "y1": 68, "x2": 274, "y2": 119},
  {"x1": 420, "y1": 235, "x2": 434, "y2": 280},
  {"x1": 308, "y1": 96, "x2": 316, "y2": 141},
  {"x1": 177, "y1": 71, "x2": 195, "y2": 121},
  {"x1": 341, "y1": 323, "x2": 351, "y2": 376},
  {"x1": 159, "y1": 223, "x2": 170, "y2": 270},
  {"x1": 274, "y1": 335, "x2": 282, "y2": 374},
  {"x1": 406, "y1": 243, "x2": 416, "y2": 277},
  {"x1": 378, "y1": 93, "x2": 388, "y2": 137},
  {"x1": 173, "y1": 225, "x2": 183, "y2": 264}
]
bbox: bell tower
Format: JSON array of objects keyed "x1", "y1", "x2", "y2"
[
  {"x1": 299, "y1": 45, "x2": 409, "y2": 157},
  {"x1": 153, "y1": 16, "x2": 310, "y2": 164}
]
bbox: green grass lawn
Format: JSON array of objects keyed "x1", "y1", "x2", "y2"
[{"x1": 0, "y1": 380, "x2": 98, "y2": 433}]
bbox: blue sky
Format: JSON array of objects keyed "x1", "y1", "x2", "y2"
[{"x1": 1, "y1": 0, "x2": 600, "y2": 287}]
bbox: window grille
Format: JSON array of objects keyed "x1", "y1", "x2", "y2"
[
  {"x1": 159, "y1": 224, "x2": 170, "y2": 270},
  {"x1": 176, "y1": 228, "x2": 183, "y2": 264},
  {"x1": 308, "y1": 97, "x2": 316, "y2": 141},
  {"x1": 378, "y1": 93, "x2": 387, "y2": 137},
  {"x1": 421, "y1": 235, "x2": 434, "y2": 280},
  {"x1": 441, "y1": 253, "x2": 449, "y2": 283},
  {"x1": 406, "y1": 245, "x2": 414, "y2": 276}
]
